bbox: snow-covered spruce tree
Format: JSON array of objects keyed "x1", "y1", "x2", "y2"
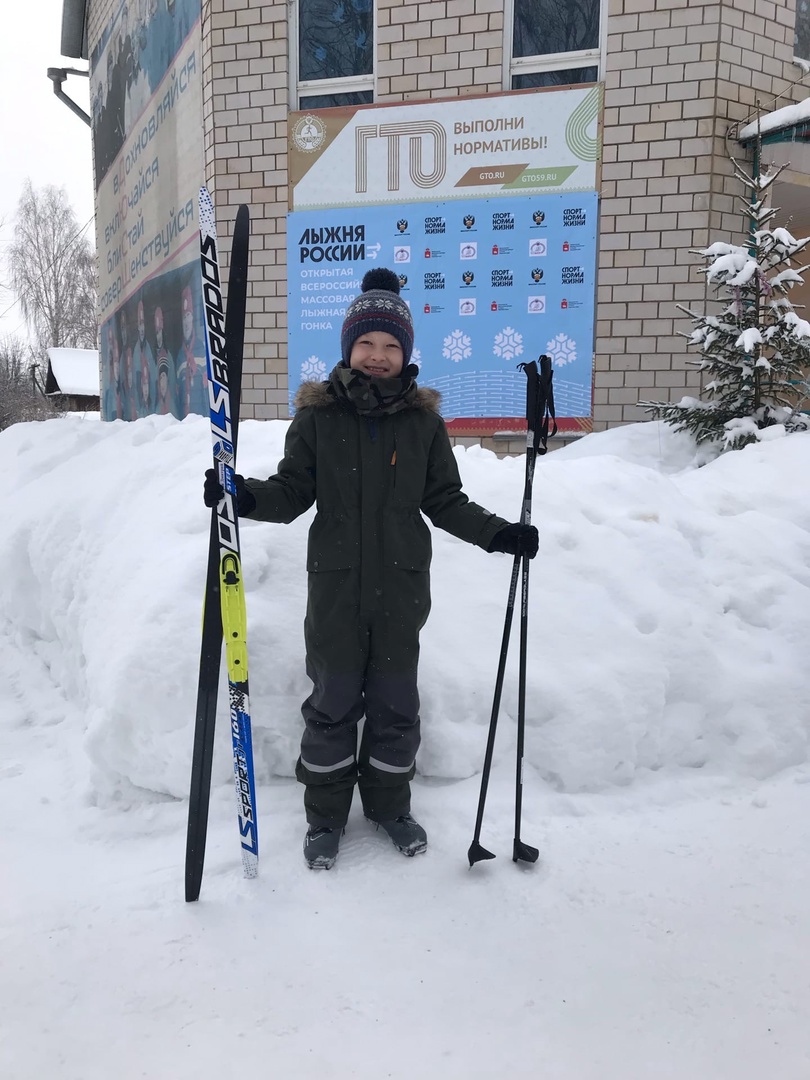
[{"x1": 641, "y1": 156, "x2": 810, "y2": 450}]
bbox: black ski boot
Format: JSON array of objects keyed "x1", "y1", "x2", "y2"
[
  {"x1": 304, "y1": 826, "x2": 342, "y2": 869},
  {"x1": 371, "y1": 813, "x2": 427, "y2": 857}
]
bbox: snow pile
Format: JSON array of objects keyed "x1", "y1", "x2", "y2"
[
  {"x1": 1, "y1": 414, "x2": 810, "y2": 804},
  {"x1": 3, "y1": 414, "x2": 810, "y2": 1080}
]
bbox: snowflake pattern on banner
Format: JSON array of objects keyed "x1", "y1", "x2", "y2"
[
  {"x1": 545, "y1": 333, "x2": 577, "y2": 367},
  {"x1": 442, "y1": 330, "x2": 472, "y2": 363},
  {"x1": 493, "y1": 327, "x2": 524, "y2": 361},
  {"x1": 301, "y1": 355, "x2": 327, "y2": 380},
  {"x1": 411, "y1": 347, "x2": 422, "y2": 370}
]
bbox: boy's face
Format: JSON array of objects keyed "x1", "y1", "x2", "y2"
[{"x1": 349, "y1": 330, "x2": 404, "y2": 378}]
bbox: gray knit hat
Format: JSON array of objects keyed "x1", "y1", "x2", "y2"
[{"x1": 340, "y1": 268, "x2": 415, "y2": 367}]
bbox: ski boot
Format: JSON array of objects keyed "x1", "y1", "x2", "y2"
[
  {"x1": 304, "y1": 825, "x2": 342, "y2": 869},
  {"x1": 370, "y1": 813, "x2": 427, "y2": 857}
]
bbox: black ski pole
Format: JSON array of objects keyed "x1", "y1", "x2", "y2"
[
  {"x1": 467, "y1": 543, "x2": 522, "y2": 866},
  {"x1": 468, "y1": 357, "x2": 555, "y2": 867},
  {"x1": 512, "y1": 356, "x2": 555, "y2": 862}
]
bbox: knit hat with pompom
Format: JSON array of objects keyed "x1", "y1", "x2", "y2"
[{"x1": 340, "y1": 268, "x2": 414, "y2": 367}]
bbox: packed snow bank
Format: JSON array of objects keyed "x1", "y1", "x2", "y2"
[{"x1": 1, "y1": 414, "x2": 809, "y2": 802}]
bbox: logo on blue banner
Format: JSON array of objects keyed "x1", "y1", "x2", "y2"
[{"x1": 492, "y1": 212, "x2": 515, "y2": 231}]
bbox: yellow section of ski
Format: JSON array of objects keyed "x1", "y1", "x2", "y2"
[{"x1": 219, "y1": 551, "x2": 249, "y2": 682}]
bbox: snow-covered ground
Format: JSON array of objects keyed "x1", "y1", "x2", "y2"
[{"x1": 1, "y1": 412, "x2": 809, "y2": 1079}]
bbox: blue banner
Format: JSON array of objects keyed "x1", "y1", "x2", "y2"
[{"x1": 287, "y1": 191, "x2": 597, "y2": 419}]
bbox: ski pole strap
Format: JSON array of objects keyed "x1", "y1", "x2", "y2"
[
  {"x1": 518, "y1": 356, "x2": 557, "y2": 455},
  {"x1": 537, "y1": 354, "x2": 557, "y2": 454}
]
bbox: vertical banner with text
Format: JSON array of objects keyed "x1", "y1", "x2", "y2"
[
  {"x1": 288, "y1": 86, "x2": 602, "y2": 432},
  {"x1": 91, "y1": 0, "x2": 205, "y2": 421}
]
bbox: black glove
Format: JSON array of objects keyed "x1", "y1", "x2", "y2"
[
  {"x1": 203, "y1": 468, "x2": 224, "y2": 508},
  {"x1": 487, "y1": 523, "x2": 539, "y2": 558},
  {"x1": 203, "y1": 469, "x2": 256, "y2": 516}
]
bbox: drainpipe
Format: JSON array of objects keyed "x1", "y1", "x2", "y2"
[{"x1": 47, "y1": 67, "x2": 91, "y2": 126}]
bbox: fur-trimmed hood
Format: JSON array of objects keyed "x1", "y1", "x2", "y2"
[{"x1": 293, "y1": 378, "x2": 441, "y2": 414}]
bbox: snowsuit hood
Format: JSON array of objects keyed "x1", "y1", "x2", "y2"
[{"x1": 293, "y1": 376, "x2": 441, "y2": 415}]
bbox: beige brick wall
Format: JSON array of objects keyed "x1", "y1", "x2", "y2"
[
  {"x1": 595, "y1": 0, "x2": 810, "y2": 429},
  {"x1": 87, "y1": 0, "x2": 806, "y2": 433},
  {"x1": 201, "y1": 0, "x2": 290, "y2": 420},
  {"x1": 86, "y1": 0, "x2": 117, "y2": 49},
  {"x1": 201, "y1": 0, "x2": 507, "y2": 422},
  {"x1": 376, "y1": 0, "x2": 504, "y2": 99}
]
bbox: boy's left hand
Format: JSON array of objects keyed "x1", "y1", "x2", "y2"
[{"x1": 487, "y1": 524, "x2": 539, "y2": 558}]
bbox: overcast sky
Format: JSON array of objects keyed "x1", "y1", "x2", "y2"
[{"x1": 0, "y1": 0, "x2": 95, "y2": 341}]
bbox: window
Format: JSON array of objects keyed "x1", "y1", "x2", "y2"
[
  {"x1": 796, "y1": 0, "x2": 810, "y2": 61},
  {"x1": 505, "y1": 0, "x2": 603, "y2": 90},
  {"x1": 292, "y1": 0, "x2": 374, "y2": 111}
]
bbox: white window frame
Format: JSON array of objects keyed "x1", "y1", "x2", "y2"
[
  {"x1": 502, "y1": 0, "x2": 608, "y2": 91},
  {"x1": 289, "y1": 0, "x2": 376, "y2": 111}
]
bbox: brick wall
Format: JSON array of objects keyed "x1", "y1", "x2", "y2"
[
  {"x1": 86, "y1": 0, "x2": 117, "y2": 54},
  {"x1": 201, "y1": 0, "x2": 510, "y2": 422},
  {"x1": 376, "y1": 0, "x2": 504, "y2": 99},
  {"x1": 88, "y1": 0, "x2": 810, "y2": 436},
  {"x1": 595, "y1": 0, "x2": 810, "y2": 429},
  {"x1": 201, "y1": 0, "x2": 290, "y2": 420}
]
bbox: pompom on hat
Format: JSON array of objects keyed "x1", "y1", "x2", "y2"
[{"x1": 340, "y1": 268, "x2": 415, "y2": 368}]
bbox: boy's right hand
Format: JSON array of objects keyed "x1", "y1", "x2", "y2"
[
  {"x1": 203, "y1": 468, "x2": 225, "y2": 507},
  {"x1": 203, "y1": 469, "x2": 257, "y2": 517}
]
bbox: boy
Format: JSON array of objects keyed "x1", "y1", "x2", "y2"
[{"x1": 204, "y1": 268, "x2": 538, "y2": 869}]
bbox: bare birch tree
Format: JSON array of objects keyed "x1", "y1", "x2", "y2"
[{"x1": 9, "y1": 181, "x2": 98, "y2": 354}]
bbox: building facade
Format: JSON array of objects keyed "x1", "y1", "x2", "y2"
[{"x1": 63, "y1": 0, "x2": 810, "y2": 448}]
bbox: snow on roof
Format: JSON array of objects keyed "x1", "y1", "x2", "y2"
[
  {"x1": 739, "y1": 96, "x2": 810, "y2": 143},
  {"x1": 46, "y1": 348, "x2": 100, "y2": 397}
]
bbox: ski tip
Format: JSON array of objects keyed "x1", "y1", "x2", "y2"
[
  {"x1": 467, "y1": 841, "x2": 497, "y2": 868},
  {"x1": 199, "y1": 186, "x2": 215, "y2": 236}
]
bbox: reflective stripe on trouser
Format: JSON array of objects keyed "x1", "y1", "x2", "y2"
[{"x1": 297, "y1": 566, "x2": 430, "y2": 828}]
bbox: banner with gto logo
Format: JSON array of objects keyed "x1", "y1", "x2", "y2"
[{"x1": 287, "y1": 87, "x2": 602, "y2": 431}]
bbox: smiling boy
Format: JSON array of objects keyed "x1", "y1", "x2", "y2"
[
  {"x1": 204, "y1": 268, "x2": 538, "y2": 868},
  {"x1": 348, "y1": 329, "x2": 404, "y2": 378}
]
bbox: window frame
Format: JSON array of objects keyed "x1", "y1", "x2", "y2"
[
  {"x1": 794, "y1": 0, "x2": 810, "y2": 63},
  {"x1": 502, "y1": 0, "x2": 608, "y2": 91},
  {"x1": 289, "y1": 0, "x2": 376, "y2": 112}
]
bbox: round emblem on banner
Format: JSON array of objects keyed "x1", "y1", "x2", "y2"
[{"x1": 292, "y1": 114, "x2": 326, "y2": 153}]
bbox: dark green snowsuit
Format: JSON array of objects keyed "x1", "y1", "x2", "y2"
[{"x1": 243, "y1": 366, "x2": 509, "y2": 827}]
